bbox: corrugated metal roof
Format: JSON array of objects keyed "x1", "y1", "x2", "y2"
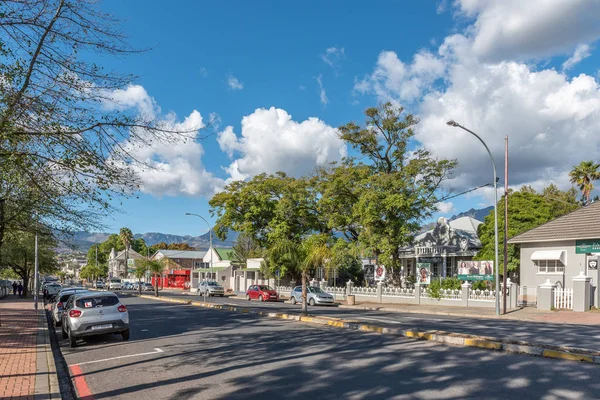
[
  {"x1": 508, "y1": 201, "x2": 600, "y2": 244},
  {"x1": 156, "y1": 250, "x2": 207, "y2": 259}
]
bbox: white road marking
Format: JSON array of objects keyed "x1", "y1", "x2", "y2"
[
  {"x1": 358, "y1": 317, "x2": 403, "y2": 325},
  {"x1": 71, "y1": 348, "x2": 164, "y2": 366},
  {"x1": 141, "y1": 329, "x2": 148, "y2": 332}
]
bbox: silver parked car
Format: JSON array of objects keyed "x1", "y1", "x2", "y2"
[
  {"x1": 290, "y1": 286, "x2": 335, "y2": 306},
  {"x1": 52, "y1": 288, "x2": 90, "y2": 327},
  {"x1": 198, "y1": 281, "x2": 225, "y2": 297},
  {"x1": 61, "y1": 291, "x2": 130, "y2": 347}
]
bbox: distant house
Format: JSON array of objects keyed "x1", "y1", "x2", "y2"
[
  {"x1": 152, "y1": 249, "x2": 207, "y2": 289},
  {"x1": 189, "y1": 247, "x2": 243, "y2": 291},
  {"x1": 508, "y1": 201, "x2": 600, "y2": 304},
  {"x1": 231, "y1": 257, "x2": 279, "y2": 293},
  {"x1": 108, "y1": 247, "x2": 146, "y2": 280},
  {"x1": 396, "y1": 216, "x2": 483, "y2": 283}
]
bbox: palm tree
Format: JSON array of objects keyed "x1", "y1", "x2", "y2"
[
  {"x1": 119, "y1": 227, "x2": 134, "y2": 277},
  {"x1": 146, "y1": 259, "x2": 165, "y2": 297},
  {"x1": 134, "y1": 260, "x2": 148, "y2": 295},
  {"x1": 269, "y1": 234, "x2": 331, "y2": 315},
  {"x1": 569, "y1": 161, "x2": 600, "y2": 205}
]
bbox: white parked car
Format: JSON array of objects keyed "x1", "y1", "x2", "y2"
[
  {"x1": 108, "y1": 278, "x2": 122, "y2": 290},
  {"x1": 289, "y1": 286, "x2": 335, "y2": 306}
]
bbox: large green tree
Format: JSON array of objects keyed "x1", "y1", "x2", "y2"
[
  {"x1": 335, "y1": 103, "x2": 457, "y2": 282},
  {"x1": 476, "y1": 185, "x2": 580, "y2": 275},
  {"x1": 2, "y1": 229, "x2": 58, "y2": 297},
  {"x1": 0, "y1": 0, "x2": 199, "y2": 257},
  {"x1": 569, "y1": 161, "x2": 600, "y2": 205}
]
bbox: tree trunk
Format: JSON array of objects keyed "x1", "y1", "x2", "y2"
[
  {"x1": 301, "y1": 271, "x2": 308, "y2": 316},
  {"x1": 22, "y1": 272, "x2": 30, "y2": 298},
  {"x1": 0, "y1": 198, "x2": 5, "y2": 259},
  {"x1": 138, "y1": 277, "x2": 142, "y2": 295},
  {"x1": 154, "y1": 273, "x2": 159, "y2": 297}
]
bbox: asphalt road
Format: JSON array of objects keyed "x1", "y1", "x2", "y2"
[
  {"x1": 131, "y1": 290, "x2": 600, "y2": 352},
  {"x1": 58, "y1": 294, "x2": 600, "y2": 400}
]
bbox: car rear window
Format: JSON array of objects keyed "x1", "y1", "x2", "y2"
[{"x1": 76, "y1": 295, "x2": 119, "y2": 308}]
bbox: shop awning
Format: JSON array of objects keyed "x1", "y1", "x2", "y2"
[
  {"x1": 192, "y1": 267, "x2": 227, "y2": 273},
  {"x1": 531, "y1": 250, "x2": 565, "y2": 263}
]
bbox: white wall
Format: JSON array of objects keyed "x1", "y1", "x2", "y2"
[{"x1": 519, "y1": 240, "x2": 586, "y2": 290}]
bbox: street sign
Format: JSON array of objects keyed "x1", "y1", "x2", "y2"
[
  {"x1": 127, "y1": 258, "x2": 134, "y2": 266},
  {"x1": 275, "y1": 269, "x2": 280, "y2": 278},
  {"x1": 576, "y1": 239, "x2": 600, "y2": 254}
]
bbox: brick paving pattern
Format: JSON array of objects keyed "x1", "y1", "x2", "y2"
[{"x1": 0, "y1": 297, "x2": 39, "y2": 400}]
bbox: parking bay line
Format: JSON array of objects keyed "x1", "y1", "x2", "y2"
[{"x1": 71, "y1": 348, "x2": 164, "y2": 366}]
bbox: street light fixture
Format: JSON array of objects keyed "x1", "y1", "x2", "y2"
[
  {"x1": 446, "y1": 120, "x2": 500, "y2": 316},
  {"x1": 185, "y1": 213, "x2": 213, "y2": 300}
]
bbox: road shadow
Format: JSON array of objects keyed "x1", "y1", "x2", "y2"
[{"x1": 63, "y1": 299, "x2": 600, "y2": 400}]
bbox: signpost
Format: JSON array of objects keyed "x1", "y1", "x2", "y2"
[
  {"x1": 276, "y1": 269, "x2": 280, "y2": 287},
  {"x1": 457, "y1": 261, "x2": 494, "y2": 281},
  {"x1": 576, "y1": 240, "x2": 600, "y2": 254}
]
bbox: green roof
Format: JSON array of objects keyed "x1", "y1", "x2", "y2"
[
  {"x1": 215, "y1": 248, "x2": 234, "y2": 261},
  {"x1": 193, "y1": 267, "x2": 227, "y2": 273}
]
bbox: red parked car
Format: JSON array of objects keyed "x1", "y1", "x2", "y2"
[{"x1": 246, "y1": 285, "x2": 279, "y2": 302}]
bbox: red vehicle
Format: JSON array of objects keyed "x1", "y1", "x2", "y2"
[{"x1": 246, "y1": 285, "x2": 279, "y2": 302}]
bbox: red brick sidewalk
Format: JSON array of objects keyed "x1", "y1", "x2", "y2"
[{"x1": 0, "y1": 296, "x2": 39, "y2": 399}]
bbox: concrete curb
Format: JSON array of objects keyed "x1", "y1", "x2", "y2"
[
  {"x1": 137, "y1": 294, "x2": 600, "y2": 365},
  {"x1": 35, "y1": 303, "x2": 61, "y2": 399},
  {"x1": 338, "y1": 304, "x2": 527, "y2": 320}
]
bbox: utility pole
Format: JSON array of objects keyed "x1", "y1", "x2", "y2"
[{"x1": 503, "y1": 136, "x2": 509, "y2": 314}]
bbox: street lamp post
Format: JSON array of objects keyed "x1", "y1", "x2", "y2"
[
  {"x1": 446, "y1": 120, "x2": 500, "y2": 316},
  {"x1": 185, "y1": 213, "x2": 213, "y2": 298}
]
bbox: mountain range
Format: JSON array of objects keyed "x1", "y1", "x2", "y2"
[{"x1": 56, "y1": 230, "x2": 238, "y2": 254}]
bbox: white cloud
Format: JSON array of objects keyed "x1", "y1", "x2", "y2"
[
  {"x1": 105, "y1": 86, "x2": 224, "y2": 197},
  {"x1": 436, "y1": 0, "x2": 447, "y2": 14},
  {"x1": 355, "y1": 50, "x2": 445, "y2": 104},
  {"x1": 321, "y1": 47, "x2": 345, "y2": 71},
  {"x1": 437, "y1": 201, "x2": 455, "y2": 214},
  {"x1": 217, "y1": 107, "x2": 347, "y2": 181},
  {"x1": 199, "y1": 67, "x2": 208, "y2": 77},
  {"x1": 454, "y1": 0, "x2": 600, "y2": 61},
  {"x1": 562, "y1": 44, "x2": 591, "y2": 71},
  {"x1": 317, "y1": 74, "x2": 328, "y2": 106},
  {"x1": 356, "y1": 0, "x2": 600, "y2": 201},
  {"x1": 122, "y1": 110, "x2": 224, "y2": 197},
  {"x1": 418, "y1": 60, "x2": 600, "y2": 195},
  {"x1": 227, "y1": 76, "x2": 244, "y2": 90},
  {"x1": 102, "y1": 85, "x2": 158, "y2": 118}
]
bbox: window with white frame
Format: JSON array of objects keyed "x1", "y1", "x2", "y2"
[{"x1": 535, "y1": 260, "x2": 565, "y2": 274}]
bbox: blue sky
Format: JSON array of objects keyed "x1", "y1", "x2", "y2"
[{"x1": 98, "y1": 0, "x2": 600, "y2": 236}]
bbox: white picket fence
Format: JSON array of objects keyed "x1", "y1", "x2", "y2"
[
  {"x1": 382, "y1": 287, "x2": 415, "y2": 298},
  {"x1": 469, "y1": 289, "x2": 496, "y2": 302},
  {"x1": 554, "y1": 287, "x2": 573, "y2": 310}
]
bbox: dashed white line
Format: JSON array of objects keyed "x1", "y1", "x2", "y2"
[{"x1": 71, "y1": 348, "x2": 164, "y2": 366}]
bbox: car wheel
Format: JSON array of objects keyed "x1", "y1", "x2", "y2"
[
  {"x1": 68, "y1": 328, "x2": 77, "y2": 348},
  {"x1": 290, "y1": 296, "x2": 297, "y2": 305},
  {"x1": 246, "y1": 294, "x2": 251, "y2": 301},
  {"x1": 61, "y1": 325, "x2": 68, "y2": 339},
  {"x1": 309, "y1": 298, "x2": 316, "y2": 306},
  {"x1": 259, "y1": 295, "x2": 264, "y2": 302},
  {"x1": 121, "y1": 329, "x2": 130, "y2": 341}
]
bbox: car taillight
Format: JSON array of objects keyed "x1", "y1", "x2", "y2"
[
  {"x1": 69, "y1": 310, "x2": 82, "y2": 318},
  {"x1": 57, "y1": 302, "x2": 63, "y2": 308},
  {"x1": 117, "y1": 305, "x2": 127, "y2": 312}
]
